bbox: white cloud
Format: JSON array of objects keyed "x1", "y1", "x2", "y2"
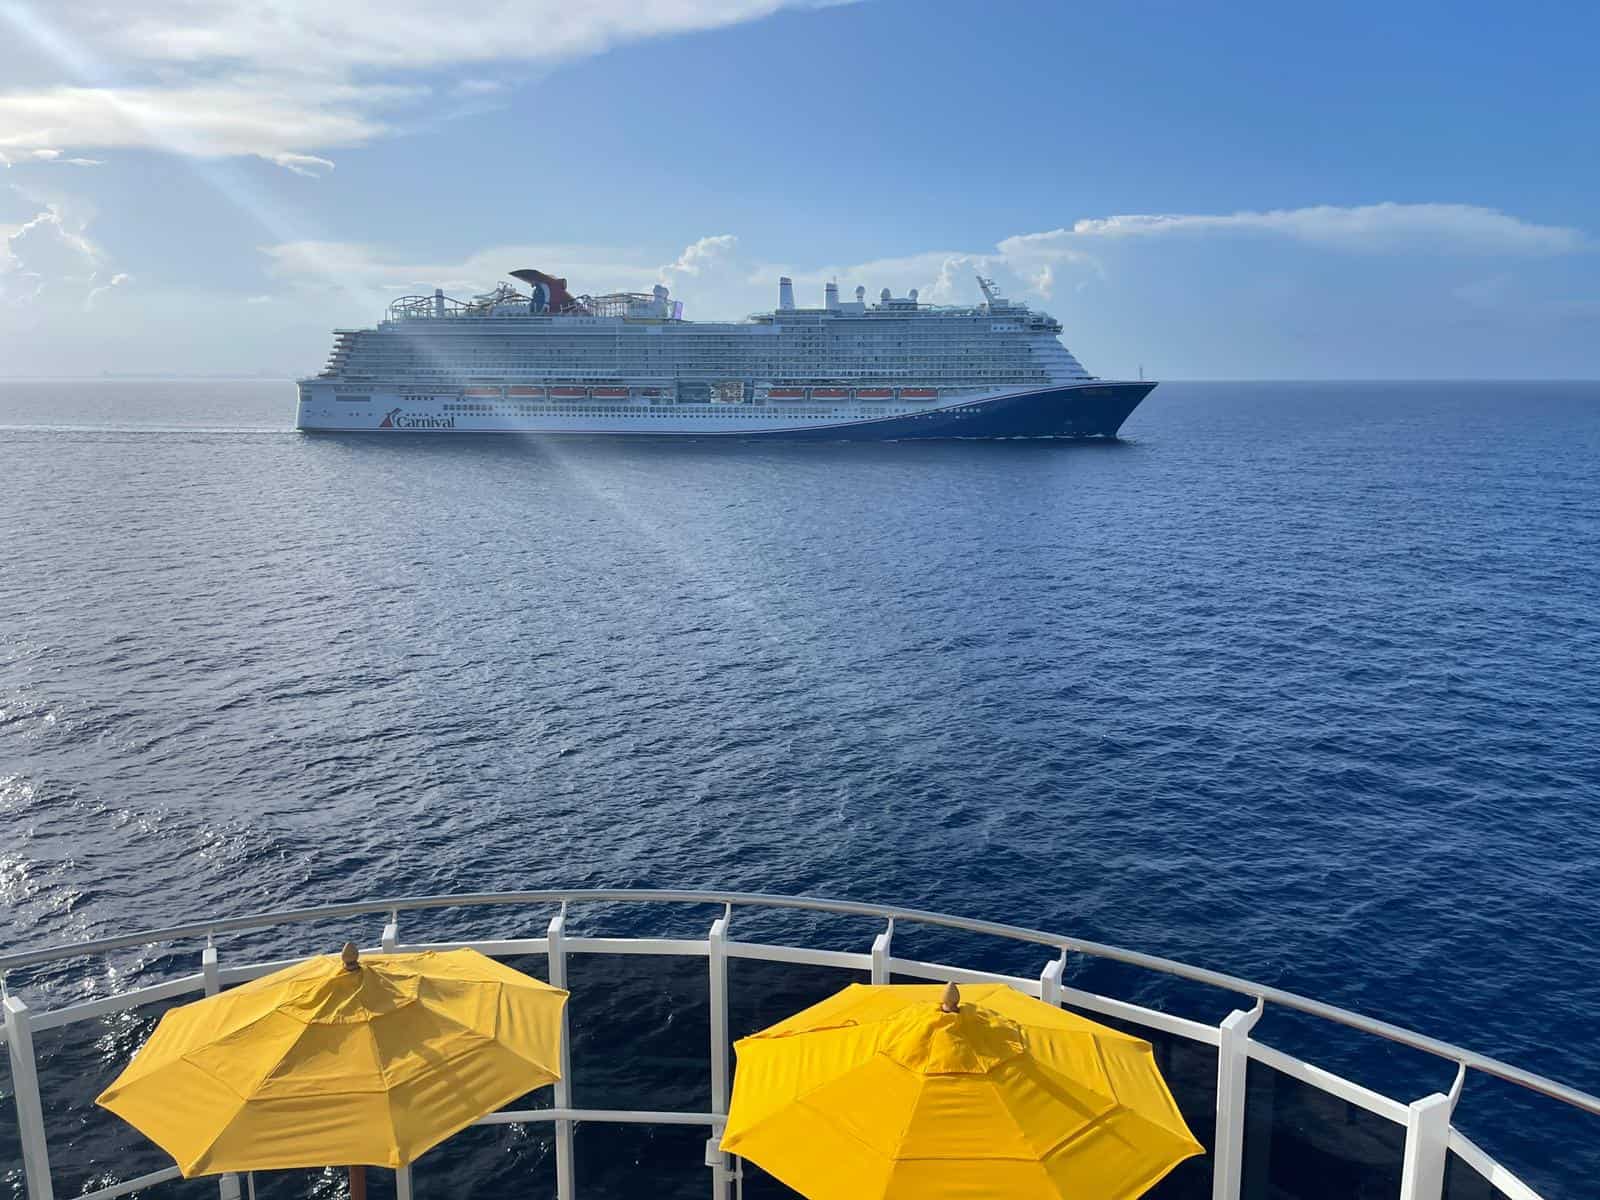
[
  {"x1": 261, "y1": 235, "x2": 1075, "y2": 322},
  {"x1": 0, "y1": 146, "x2": 101, "y2": 167},
  {"x1": 257, "y1": 199, "x2": 1597, "y2": 333},
  {"x1": 0, "y1": 82, "x2": 402, "y2": 160},
  {"x1": 660, "y1": 234, "x2": 738, "y2": 280},
  {"x1": 1007, "y1": 203, "x2": 1587, "y2": 256},
  {"x1": 0, "y1": 2, "x2": 847, "y2": 166},
  {"x1": 97, "y1": 1, "x2": 837, "y2": 70},
  {"x1": 266, "y1": 151, "x2": 335, "y2": 178},
  {"x1": 1, "y1": 202, "x2": 123, "y2": 308},
  {"x1": 261, "y1": 237, "x2": 702, "y2": 317},
  {"x1": 767, "y1": 250, "x2": 990, "y2": 307},
  {"x1": 85, "y1": 269, "x2": 130, "y2": 309},
  {"x1": 263, "y1": 239, "x2": 618, "y2": 292}
]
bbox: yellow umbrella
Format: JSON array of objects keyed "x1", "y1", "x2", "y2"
[
  {"x1": 97, "y1": 944, "x2": 566, "y2": 1176},
  {"x1": 720, "y1": 981, "x2": 1202, "y2": 1200}
]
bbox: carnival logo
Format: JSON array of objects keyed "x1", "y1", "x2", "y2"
[{"x1": 378, "y1": 407, "x2": 456, "y2": 430}]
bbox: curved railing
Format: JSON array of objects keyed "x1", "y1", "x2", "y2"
[{"x1": 2, "y1": 889, "x2": 1592, "y2": 1200}]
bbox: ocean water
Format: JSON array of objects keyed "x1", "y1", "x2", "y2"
[{"x1": 2, "y1": 380, "x2": 1598, "y2": 1199}]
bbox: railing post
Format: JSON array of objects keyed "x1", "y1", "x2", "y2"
[
  {"x1": 707, "y1": 906, "x2": 733, "y2": 1200},
  {"x1": 382, "y1": 911, "x2": 399, "y2": 953},
  {"x1": 204, "y1": 942, "x2": 242, "y2": 1200},
  {"x1": 203, "y1": 941, "x2": 221, "y2": 996},
  {"x1": 1040, "y1": 950, "x2": 1066, "y2": 1007},
  {"x1": 4, "y1": 994, "x2": 55, "y2": 1200},
  {"x1": 1399, "y1": 1066, "x2": 1464, "y2": 1200},
  {"x1": 1212, "y1": 998, "x2": 1264, "y2": 1200},
  {"x1": 546, "y1": 906, "x2": 574, "y2": 1200},
  {"x1": 870, "y1": 919, "x2": 893, "y2": 985}
]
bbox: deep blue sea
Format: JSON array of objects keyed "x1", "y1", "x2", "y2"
[{"x1": 2, "y1": 380, "x2": 1597, "y2": 1200}]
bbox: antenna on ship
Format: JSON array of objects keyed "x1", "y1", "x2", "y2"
[{"x1": 975, "y1": 274, "x2": 999, "y2": 306}]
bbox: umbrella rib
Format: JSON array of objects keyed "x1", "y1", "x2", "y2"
[
  {"x1": 170, "y1": 1006, "x2": 311, "y2": 1102},
  {"x1": 373, "y1": 1021, "x2": 405, "y2": 1166},
  {"x1": 1020, "y1": 1053, "x2": 1198, "y2": 1162},
  {"x1": 879, "y1": 1061, "x2": 1071, "y2": 1167},
  {"x1": 412, "y1": 983, "x2": 562, "y2": 1082},
  {"x1": 171, "y1": 1064, "x2": 343, "y2": 1178},
  {"x1": 727, "y1": 1040, "x2": 922, "y2": 1163},
  {"x1": 885, "y1": 1054, "x2": 925, "y2": 1153},
  {"x1": 727, "y1": 1003, "x2": 975, "y2": 1158},
  {"x1": 107, "y1": 994, "x2": 303, "y2": 1100},
  {"x1": 724, "y1": 1057, "x2": 880, "y2": 1152},
  {"x1": 984, "y1": 1065, "x2": 1110, "y2": 1171}
]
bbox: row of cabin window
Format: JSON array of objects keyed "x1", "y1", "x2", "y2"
[{"x1": 441, "y1": 405, "x2": 915, "y2": 418}]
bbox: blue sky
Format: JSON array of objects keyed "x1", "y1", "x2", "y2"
[{"x1": 1, "y1": 0, "x2": 1596, "y2": 378}]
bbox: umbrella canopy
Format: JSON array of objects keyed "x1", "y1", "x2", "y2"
[
  {"x1": 97, "y1": 946, "x2": 566, "y2": 1176},
  {"x1": 720, "y1": 982, "x2": 1202, "y2": 1200}
]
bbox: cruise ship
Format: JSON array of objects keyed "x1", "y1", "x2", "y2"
[{"x1": 295, "y1": 269, "x2": 1154, "y2": 439}]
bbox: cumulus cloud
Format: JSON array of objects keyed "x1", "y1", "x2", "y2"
[
  {"x1": 660, "y1": 234, "x2": 738, "y2": 280},
  {"x1": 262, "y1": 234, "x2": 1075, "y2": 322},
  {"x1": 1, "y1": 202, "x2": 127, "y2": 308},
  {"x1": 0, "y1": 2, "x2": 847, "y2": 167},
  {"x1": 258, "y1": 198, "x2": 1596, "y2": 329},
  {"x1": 1008, "y1": 203, "x2": 1587, "y2": 256}
]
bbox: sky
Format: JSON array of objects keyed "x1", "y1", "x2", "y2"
[{"x1": 1, "y1": 0, "x2": 1597, "y2": 379}]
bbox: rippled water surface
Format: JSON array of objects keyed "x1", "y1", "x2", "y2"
[{"x1": 2, "y1": 380, "x2": 1598, "y2": 1199}]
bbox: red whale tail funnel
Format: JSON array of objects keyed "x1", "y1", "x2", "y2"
[{"x1": 510, "y1": 268, "x2": 579, "y2": 313}]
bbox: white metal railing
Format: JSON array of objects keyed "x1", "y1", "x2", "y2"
[{"x1": 1, "y1": 889, "x2": 1590, "y2": 1200}]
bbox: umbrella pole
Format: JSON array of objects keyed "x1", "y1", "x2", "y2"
[{"x1": 343, "y1": 946, "x2": 367, "y2": 1200}]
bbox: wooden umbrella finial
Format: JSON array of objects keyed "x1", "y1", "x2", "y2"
[
  {"x1": 341, "y1": 942, "x2": 361, "y2": 971},
  {"x1": 940, "y1": 981, "x2": 960, "y2": 1013}
]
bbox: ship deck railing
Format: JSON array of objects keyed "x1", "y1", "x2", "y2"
[{"x1": 2, "y1": 888, "x2": 1591, "y2": 1200}]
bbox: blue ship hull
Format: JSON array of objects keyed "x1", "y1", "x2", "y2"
[{"x1": 770, "y1": 381, "x2": 1156, "y2": 441}]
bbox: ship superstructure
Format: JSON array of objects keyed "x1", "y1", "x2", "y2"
[{"x1": 295, "y1": 270, "x2": 1154, "y2": 438}]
